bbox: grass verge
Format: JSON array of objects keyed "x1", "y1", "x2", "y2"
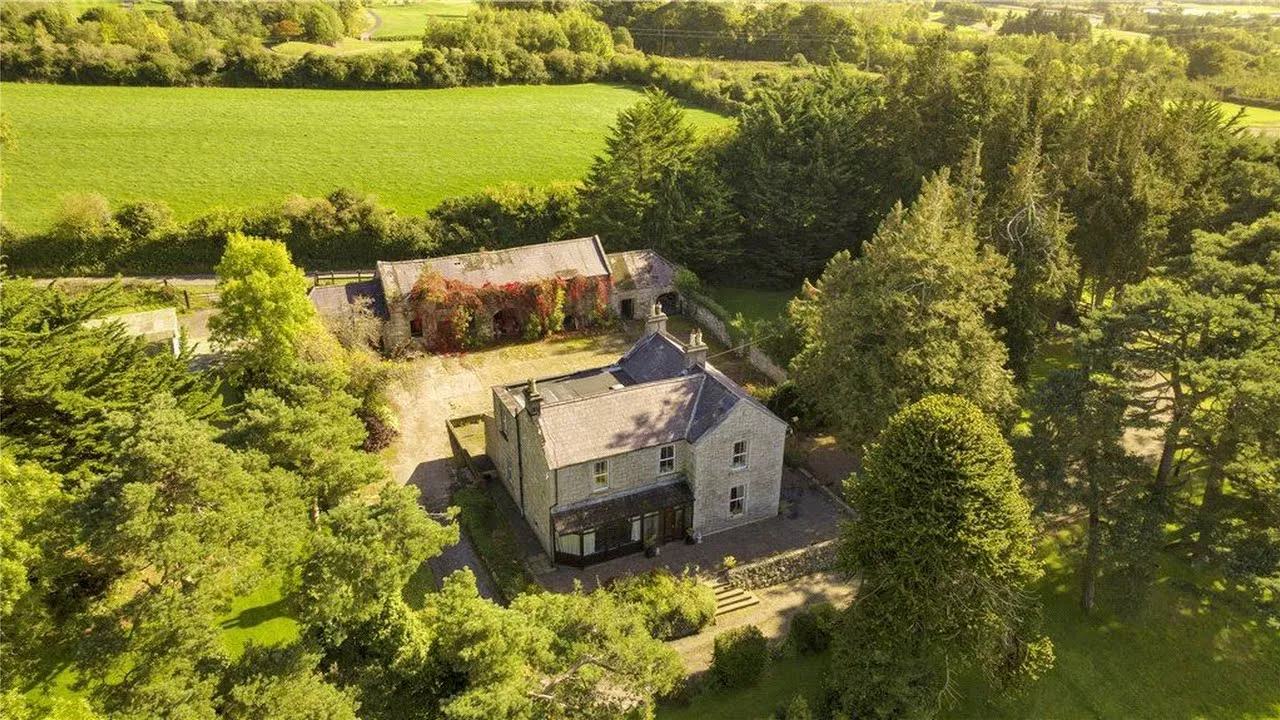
[{"x1": 452, "y1": 482, "x2": 537, "y2": 602}]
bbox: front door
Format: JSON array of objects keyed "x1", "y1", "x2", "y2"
[{"x1": 661, "y1": 505, "x2": 686, "y2": 543}]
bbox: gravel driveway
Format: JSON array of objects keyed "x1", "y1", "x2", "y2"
[{"x1": 385, "y1": 331, "x2": 638, "y2": 599}]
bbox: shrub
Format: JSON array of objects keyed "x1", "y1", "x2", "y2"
[
  {"x1": 710, "y1": 624, "x2": 769, "y2": 689},
  {"x1": 783, "y1": 694, "x2": 814, "y2": 720},
  {"x1": 609, "y1": 569, "x2": 716, "y2": 640},
  {"x1": 788, "y1": 603, "x2": 839, "y2": 655}
]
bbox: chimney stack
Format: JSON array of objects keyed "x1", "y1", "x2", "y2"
[
  {"x1": 683, "y1": 327, "x2": 708, "y2": 370},
  {"x1": 524, "y1": 378, "x2": 543, "y2": 416},
  {"x1": 644, "y1": 300, "x2": 667, "y2": 337}
]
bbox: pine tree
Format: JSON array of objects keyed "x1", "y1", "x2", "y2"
[
  {"x1": 989, "y1": 132, "x2": 1077, "y2": 382},
  {"x1": 791, "y1": 169, "x2": 1014, "y2": 448},
  {"x1": 578, "y1": 89, "x2": 740, "y2": 275}
]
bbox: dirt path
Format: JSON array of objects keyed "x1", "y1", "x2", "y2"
[{"x1": 361, "y1": 8, "x2": 382, "y2": 40}]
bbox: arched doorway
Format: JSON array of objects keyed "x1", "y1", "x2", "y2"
[
  {"x1": 657, "y1": 292, "x2": 679, "y2": 315},
  {"x1": 492, "y1": 307, "x2": 520, "y2": 340}
]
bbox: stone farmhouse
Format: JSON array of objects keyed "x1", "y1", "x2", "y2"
[
  {"x1": 310, "y1": 236, "x2": 679, "y2": 353},
  {"x1": 485, "y1": 305, "x2": 788, "y2": 567}
]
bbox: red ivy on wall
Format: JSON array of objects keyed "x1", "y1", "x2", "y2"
[{"x1": 409, "y1": 269, "x2": 613, "y2": 352}]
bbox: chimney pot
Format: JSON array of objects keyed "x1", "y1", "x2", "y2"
[{"x1": 683, "y1": 327, "x2": 708, "y2": 370}]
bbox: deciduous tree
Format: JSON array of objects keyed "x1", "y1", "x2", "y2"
[{"x1": 211, "y1": 233, "x2": 316, "y2": 385}]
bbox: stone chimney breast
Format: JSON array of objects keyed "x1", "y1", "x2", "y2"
[
  {"x1": 644, "y1": 300, "x2": 668, "y2": 337},
  {"x1": 683, "y1": 327, "x2": 708, "y2": 370},
  {"x1": 524, "y1": 378, "x2": 543, "y2": 416}
]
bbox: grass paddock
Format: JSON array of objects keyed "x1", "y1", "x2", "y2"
[{"x1": 0, "y1": 82, "x2": 730, "y2": 233}]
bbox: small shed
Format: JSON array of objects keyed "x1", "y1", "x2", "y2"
[{"x1": 85, "y1": 307, "x2": 181, "y2": 356}]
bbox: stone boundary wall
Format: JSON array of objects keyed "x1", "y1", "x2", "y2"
[
  {"x1": 681, "y1": 295, "x2": 789, "y2": 384},
  {"x1": 725, "y1": 539, "x2": 840, "y2": 590}
]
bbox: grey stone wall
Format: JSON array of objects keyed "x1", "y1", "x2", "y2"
[
  {"x1": 690, "y1": 402, "x2": 786, "y2": 536},
  {"x1": 682, "y1": 296, "x2": 789, "y2": 384},
  {"x1": 486, "y1": 398, "x2": 521, "y2": 505},
  {"x1": 726, "y1": 539, "x2": 840, "y2": 590},
  {"x1": 557, "y1": 442, "x2": 691, "y2": 506}
]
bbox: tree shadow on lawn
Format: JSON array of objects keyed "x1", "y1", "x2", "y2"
[
  {"x1": 948, "y1": 539, "x2": 1280, "y2": 720},
  {"x1": 219, "y1": 598, "x2": 290, "y2": 631}
]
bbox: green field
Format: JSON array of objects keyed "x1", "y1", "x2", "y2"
[
  {"x1": 704, "y1": 286, "x2": 797, "y2": 324},
  {"x1": 0, "y1": 83, "x2": 731, "y2": 233},
  {"x1": 271, "y1": 37, "x2": 422, "y2": 56},
  {"x1": 370, "y1": 0, "x2": 473, "y2": 37},
  {"x1": 1222, "y1": 101, "x2": 1280, "y2": 135}
]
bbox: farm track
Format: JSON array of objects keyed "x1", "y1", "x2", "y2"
[{"x1": 361, "y1": 8, "x2": 382, "y2": 41}]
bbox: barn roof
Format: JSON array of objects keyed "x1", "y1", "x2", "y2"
[{"x1": 376, "y1": 236, "x2": 611, "y2": 301}]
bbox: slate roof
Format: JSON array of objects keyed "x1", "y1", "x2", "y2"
[
  {"x1": 502, "y1": 331, "x2": 786, "y2": 469},
  {"x1": 606, "y1": 250, "x2": 678, "y2": 292},
  {"x1": 308, "y1": 279, "x2": 388, "y2": 319},
  {"x1": 538, "y1": 375, "x2": 702, "y2": 469},
  {"x1": 377, "y1": 236, "x2": 610, "y2": 301},
  {"x1": 618, "y1": 331, "x2": 686, "y2": 383},
  {"x1": 551, "y1": 477, "x2": 694, "y2": 534}
]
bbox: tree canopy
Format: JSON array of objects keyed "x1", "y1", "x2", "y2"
[{"x1": 834, "y1": 395, "x2": 1053, "y2": 717}]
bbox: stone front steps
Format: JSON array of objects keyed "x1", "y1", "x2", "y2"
[{"x1": 709, "y1": 578, "x2": 760, "y2": 616}]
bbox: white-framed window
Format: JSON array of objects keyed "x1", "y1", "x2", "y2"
[
  {"x1": 558, "y1": 533, "x2": 581, "y2": 556},
  {"x1": 582, "y1": 530, "x2": 597, "y2": 555},
  {"x1": 630, "y1": 516, "x2": 642, "y2": 542},
  {"x1": 658, "y1": 444, "x2": 676, "y2": 475},
  {"x1": 731, "y1": 439, "x2": 748, "y2": 469},
  {"x1": 729, "y1": 484, "x2": 746, "y2": 516},
  {"x1": 593, "y1": 460, "x2": 609, "y2": 489}
]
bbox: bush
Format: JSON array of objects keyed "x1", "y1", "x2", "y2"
[
  {"x1": 608, "y1": 569, "x2": 716, "y2": 640},
  {"x1": 783, "y1": 694, "x2": 814, "y2": 720},
  {"x1": 709, "y1": 624, "x2": 769, "y2": 689},
  {"x1": 787, "y1": 603, "x2": 839, "y2": 655}
]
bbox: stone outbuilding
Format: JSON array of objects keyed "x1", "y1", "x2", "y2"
[
  {"x1": 309, "y1": 236, "x2": 679, "y2": 354},
  {"x1": 84, "y1": 307, "x2": 182, "y2": 356}
]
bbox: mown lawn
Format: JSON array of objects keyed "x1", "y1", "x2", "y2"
[
  {"x1": 658, "y1": 652, "x2": 831, "y2": 720},
  {"x1": 219, "y1": 576, "x2": 300, "y2": 658},
  {"x1": 0, "y1": 83, "x2": 731, "y2": 232},
  {"x1": 660, "y1": 536, "x2": 1280, "y2": 720},
  {"x1": 703, "y1": 286, "x2": 798, "y2": 324},
  {"x1": 946, "y1": 536, "x2": 1280, "y2": 719},
  {"x1": 370, "y1": 0, "x2": 473, "y2": 37}
]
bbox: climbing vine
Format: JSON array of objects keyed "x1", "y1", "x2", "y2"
[{"x1": 410, "y1": 268, "x2": 612, "y2": 351}]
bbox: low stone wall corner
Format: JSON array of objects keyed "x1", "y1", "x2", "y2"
[{"x1": 725, "y1": 538, "x2": 840, "y2": 590}]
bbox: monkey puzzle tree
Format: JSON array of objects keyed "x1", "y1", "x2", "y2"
[{"x1": 833, "y1": 395, "x2": 1053, "y2": 718}]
